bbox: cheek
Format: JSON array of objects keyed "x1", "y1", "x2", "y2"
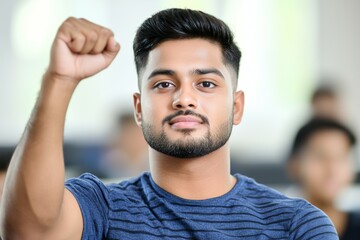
[
  {"x1": 141, "y1": 93, "x2": 171, "y2": 125},
  {"x1": 300, "y1": 160, "x2": 325, "y2": 185},
  {"x1": 336, "y1": 161, "x2": 354, "y2": 184},
  {"x1": 199, "y1": 92, "x2": 233, "y2": 125}
]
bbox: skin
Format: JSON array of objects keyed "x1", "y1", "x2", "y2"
[
  {"x1": 134, "y1": 39, "x2": 244, "y2": 199},
  {"x1": 292, "y1": 130, "x2": 355, "y2": 237},
  {"x1": 312, "y1": 96, "x2": 342, "y2": 120},
  {"x1": 0, "y1": 18, "x2": 244, "y2": 239},
  {"x1": 0, "y1": 171, "x2": 6, "y2": 202}
]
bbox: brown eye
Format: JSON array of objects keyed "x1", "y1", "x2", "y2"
[
  {"x1": 198, "y1": 81, "x2": 216, "y2": 88},
  {"x1": 154, "y1": 82, "x2": 174, "y2": 89}
]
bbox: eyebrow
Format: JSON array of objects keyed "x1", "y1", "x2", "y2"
[
  {"x1": 147, "y1": 69, "x2": 176, "y2": 80},
  {"x1": 192, "y1": 68, "x2": 225, "y2": 79},
  {"x1": 147, "y1": 68, "x2": 225, "y2": 80}
]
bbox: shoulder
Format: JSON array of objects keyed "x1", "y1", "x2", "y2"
[
  {"x1": 65, "y1": 172, "x2": 149, "y2": 204},
  {"x1": 238, "y1": 174, "x2": 306, "y2": 208},
  {"x1": 288, "y1": 201, "x2": 338, "y2": 239},
  {"x1": 236, "y1": 175, "x2": 338, "y2": 239}
]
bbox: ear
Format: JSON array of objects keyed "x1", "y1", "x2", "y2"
[
  {"x1": 133, "y1": 92, "x2": 142, "y2": 127},
  {"x1": 233, "y1": 90, "x2": 245, "y2": 125}
]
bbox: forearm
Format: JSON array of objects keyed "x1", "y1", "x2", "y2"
[{"x1": 0, "y1": 73, "x2": 78, "y2": 231}]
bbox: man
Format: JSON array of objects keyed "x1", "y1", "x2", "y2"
[
  {"x1": 288, "y1": 118, "x2": 360, "y2": 240},
  {"x1": 0, "y1": 8, "x2": 338, "y2": 239}
]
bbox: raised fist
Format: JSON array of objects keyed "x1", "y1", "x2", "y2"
[{"x1": 47, "y1": 17, "x2": 120, "y2": 83}]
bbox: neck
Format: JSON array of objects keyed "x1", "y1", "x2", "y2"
[
  {"x1": 305, "y1": 195, "x2": 337, "y2": 213},
  {"x1": 149, "y1": 143, "x2": 236, "y2": 200}
]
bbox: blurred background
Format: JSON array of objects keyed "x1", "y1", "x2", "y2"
[{"x1": 0, "y1": 0, "x2": 359, "y2": 210}]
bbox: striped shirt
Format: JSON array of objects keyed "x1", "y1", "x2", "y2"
[{"x1": 65, "y1": 172, "x2": 338, "y2": 239}]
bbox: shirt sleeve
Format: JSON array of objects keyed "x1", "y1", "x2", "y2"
[
  {"x1": 289, "y1": 200, "x2": 339, "y2": 240},
  {"x1": 65, "y1": 173, "x2": 110, "y2": 240}
]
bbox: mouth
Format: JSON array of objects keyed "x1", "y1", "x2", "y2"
[{"x1": 169, "y1": 115, "x2": 203, "y2": 129}]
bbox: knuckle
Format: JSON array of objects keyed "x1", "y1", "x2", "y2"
[
  {"x1": 65, "y1": 16, "x2": 76, "y2": 23},
  {"x1": 100, "y1": 28, "x2": 113, "y2": 37},
  {"x1": 87, "y1": 31, "x2": 98, "y2": 42},
  {"x1": 77, "y1": 34, "x2": 86, "y2": 43}
]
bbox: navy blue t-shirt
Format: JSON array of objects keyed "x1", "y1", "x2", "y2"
[{"x1": 65, "y1": 172, "x2": 338, "y2": 239}]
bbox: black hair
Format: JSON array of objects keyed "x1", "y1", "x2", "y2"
[
  {"x1": 133, "y1": 8, "x2": 241, "y2": 88},
  {"x1": 290, "y1": 118, "x2": 357, "y2": 158},
  {"x1": 0, "y1": 147, "x2": 13, "y2": 172},
  {"x1": 311, "y1": 86, "x2": 338, "y2": 103}
]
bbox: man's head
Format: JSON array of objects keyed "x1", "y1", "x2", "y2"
[
  {"x1": 133, "y1": 8, "x2": 241, "y2": 89},
  {"x1": 288, "y1": 118, "x2": 357, "y2": 204},
  {"x1": 311, "y1": 85, "x2": 341, "y2": 120},
  {"x1": 132, "y1": 8, "x2": 244, "y2": 159}
]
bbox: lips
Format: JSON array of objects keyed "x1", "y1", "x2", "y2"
[{"x1": 169, "y1": 116, "x2": 203, "y2": 129}]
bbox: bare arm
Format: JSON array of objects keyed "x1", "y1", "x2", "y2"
[{"x1": 0, "y1": 17, "x2": 120, "y2": 239}]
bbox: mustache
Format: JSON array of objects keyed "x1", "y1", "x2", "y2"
[{"x1": 162, "y1": 110, "x2": 209, "y2": 125}]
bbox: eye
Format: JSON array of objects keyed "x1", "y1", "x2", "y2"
[
  {"x1": 154, "y1": 81, "x2": 175, "y2": 89},
  {"x1": 198, "y1": 81, "x2": 216, "y2": 88}
]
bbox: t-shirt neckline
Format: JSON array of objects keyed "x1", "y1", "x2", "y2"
[{"x1": 146, "y1": 173, "x2": 245, "y2": 205}]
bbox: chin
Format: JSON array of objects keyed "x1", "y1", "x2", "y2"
[{"x1": 168, "y1": 128, "x2": 207, "y2": 137}]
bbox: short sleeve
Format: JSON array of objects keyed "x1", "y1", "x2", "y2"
[
  {"x1": 289, "y1": 201, "x2": 339, "y2": 240},
  {"x1": 65, "y1": 173, "x2": 110, "y2": 240}
]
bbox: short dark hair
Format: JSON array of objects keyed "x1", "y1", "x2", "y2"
[
  {"x1": 133, "y1": 8, "x2": 241, "y2": 88},
  {"x1": 290, "y1": 118, "x2": 357, "y2": 158},
  {"x1": 311, "y1": 84, "x2": 338, "y2": 103}
]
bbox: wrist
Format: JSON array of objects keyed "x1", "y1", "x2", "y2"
[
  {"x1": 36, "y1": 71, "x2": 79, "y2": 110},
  {"x1": 41, "y1": 71, "x2": 79, "y2": 93}
]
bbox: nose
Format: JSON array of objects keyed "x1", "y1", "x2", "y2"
[{"x1": 172, "y1": 85, "x2": 198, "y2": 110}]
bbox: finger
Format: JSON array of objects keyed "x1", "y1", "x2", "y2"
[
  {"x1": 102, "y1": 36, "x2": 121, "y2": 66},
  {"x1": 106, "y1": 36, "x2": 120, "y2": 53},
  {"x1": 91, "y1": 28, "x2": 114, "y2": 54},
  {"x1": 57, "y1": 18, "x2": 86, "y2": 53},
  {"x1": 68, "y1": 30, "x2": 86, "y2": 53},
  {"x1": 74, "y1": 19, "x2": 99, "y2": 54},
  {"x1": 77, "y1": 18, "x2": 114, "y2": 54}
]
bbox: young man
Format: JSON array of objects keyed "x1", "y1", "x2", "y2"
[
  {"x1": 0, "y1": 8, "x2": 338, "y2": 239},
  {"x1": 288, "y1": 118, "x2": 360, "y2": 240}
]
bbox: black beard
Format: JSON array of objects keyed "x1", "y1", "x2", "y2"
[{"x1": 141, "y1": 111, "x2": 233, "y2": 158}]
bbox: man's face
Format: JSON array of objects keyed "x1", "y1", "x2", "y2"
[
  {"x1": 133, "y1": 39, "x2": 244, "y2": 158},
  {"x1": 297, "y1": 130, "x2": 354, "y2": 203}
]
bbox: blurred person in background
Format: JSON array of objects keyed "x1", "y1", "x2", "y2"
[
  {"x1": 101, "y1": 111, "x2": 148, "y2": 178},
  {"x1": 288, "y1": 118, "x2": 360, "y2": 239},
  {"x1": 311, "y1": 83, "x2": 343, "y2": 121}
]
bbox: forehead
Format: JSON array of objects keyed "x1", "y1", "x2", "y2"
[
  {"x1": 140, "y1": 38, "x2": 231, "y2": 80},
  {"x1": 306, "y1": 130, "x2": 351, "y2": 149}
]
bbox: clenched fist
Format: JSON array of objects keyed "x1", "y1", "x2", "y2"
[{"x1": 47, "y1": 17, "x2": 120, "y2": 83}]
